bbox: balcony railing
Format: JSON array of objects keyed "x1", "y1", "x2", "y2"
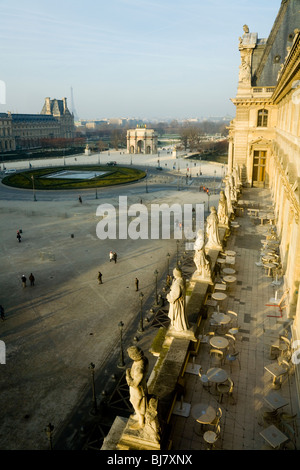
[{"x1": 253, "y1": 87, "x2": 275, "y2": 94}]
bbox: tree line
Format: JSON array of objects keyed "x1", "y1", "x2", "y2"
[{"x1": 36, "y1": 119, "x2": 230, "y2": 153}]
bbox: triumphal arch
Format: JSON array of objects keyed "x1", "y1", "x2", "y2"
[{"x1": 127, "y1": 126, "x2": 158, "y2": 154}]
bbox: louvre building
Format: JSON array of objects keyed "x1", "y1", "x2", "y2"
[
  {"x1": 0, "y1": 97, "x2": 75, "y2": 152},
  {"x1": 229, "y1": 0, "x2": 300, "y2": 371}
]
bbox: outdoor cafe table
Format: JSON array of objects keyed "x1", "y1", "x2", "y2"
[
  {"x1": 225, "y1": 256, "x2": 235, "y2": 266},
  {"x1": 214, "y1": 283, "x2": 226, "y2": 291},
  {"x1": 212, "y1": 292, "x2": 227, "y2": 312},
  {"x1": 264, "y1": 363, "x2": 288, "y2": 389},
  {"x1": 212, "y1": 292, "x2": 227, "y2": 302},
  {"x1": 259, "y1": 424, "x2": 289, "y2": 449},
  {"x1": 247, "y1": 208, "x2": 259, "y2": 217},
  {"x1": 225, "y1": 250, "x2": 236, "y2": 257},
  {"x1": 211, "y1": 312, "x2": 231, "y2": 325},
  {"x1": 264, "y1": 391, "x2": 289, "y2": 412},
  {"x1": 258, "y1": 212, "x2": 268, "y2": 225},
  {"x1": 209, "y1": 335, "x2": 229, "y2": 350},
  {"x1": 191, "y1": 403, "x2": 216, "y2": 425},
  {"x1": 264, "y1": 262, "x2": 276, "y2": 277},
  {"x1": 223, "y1": 275, "x2": 236, "y2": 284},
  {"x1": 207, "y1": 368, "x2": 228, "y2": 385},
  {"x1": 222, "y1": 268, "x2": 236, "y2": 275}
]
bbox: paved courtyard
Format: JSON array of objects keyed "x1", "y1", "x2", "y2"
[{"x1": 0, "y1": 150, "x2": 222, "y2": 450}]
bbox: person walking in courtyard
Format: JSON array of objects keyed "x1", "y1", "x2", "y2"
[
  {"x1": 0, "y1": 305, "x2": 5, "y2": 322},
  {"x1": 98, "y1": 271, "x2": 103, "y2": 284},
  {"x1": 17, "y1": 231, "x2": 21, "y2": 243},
  {"x1": 135, "y1": 278, "x2": 139, "y2": 291},
  {"x1": 109, "y1": 251, "x2": 114, "y2": 262},
  {"x1": 113, "y1": 252, "x2": 117, "y2": 263},
  {"x1": 78, "y1": 195, "x2": 82, "y2": 204},
  {"x1": 29, "y1": 273, "x2": 35, "y2": 286},
  {"x1": 21, "y1": 275, "x2": 27, "y2": 288}
]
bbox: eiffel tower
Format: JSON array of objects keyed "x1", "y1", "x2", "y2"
[{"x1": 70, "y1": 86, "x2": 79, "y2": 121}]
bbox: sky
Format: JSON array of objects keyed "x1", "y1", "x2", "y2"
[{"x1": 0, "y1": 0, "x2": 282, "y2": 120}]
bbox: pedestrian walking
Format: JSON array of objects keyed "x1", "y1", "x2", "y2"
[
  {"x1": 21, "y1": 275, "x2": 27, "y2": 288},
  {"x1": 17, "y1": 231, "x2": 21, "y2": 243},
  {"x1": 135, "y1": 278, "x2": 139, "y2": 291},
  {"x1": 78, "y1": 195, "x2": 82, "y2": 204},
  {"x1": 0, "y1": 305, "x2": 4, "y2": 321},
  {"x1": 109, "y1": 251, "x2": 114, "y2": 262},
  {"x1": 113, "y1": 252, "x2": 117, "y2": 263},
  {"x1": 29, "y1": 273, "x2": 35, "y2": 286},
  {"x1": 98, "y1": 271, "x2": 103, "y2": 284}
]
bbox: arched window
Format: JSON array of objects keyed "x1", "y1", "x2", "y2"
[{"x1": 257, "y1": 109, "x2": 268, "y2": 127}]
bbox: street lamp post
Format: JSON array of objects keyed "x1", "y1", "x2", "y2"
[
  {"x1": 45, "y1": 423, "x2": 54, "y2": 450},
  {"x1": 176, "y1": 240, "x2": 180, "y2": 266},
  {"x1": 214, "y1": 170, "x2": 216, "y2": 194},
  {"x1": 138, "y1": 293, "x2": 144, "y2": 333},
  {"x1": 154, "y1": 269, "x2": 159, "y2": 305},
  {"x1": 88, "y1": 362, "x2": 98, "y2": 415},
  {"x1": 31, "y1": 175, "x2": 36, "y2": 201},
  {"x1": 166, "y1": 253, "x2": 170, "y2": 276},
  {"x1": 117, "y1": 321, "x2": 125, "y2": 368}
]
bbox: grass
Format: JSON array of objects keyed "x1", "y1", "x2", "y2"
[{"x1": 2, "y1": 165, "x2": 146, "y2": 190}]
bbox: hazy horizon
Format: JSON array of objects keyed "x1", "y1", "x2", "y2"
[{"x1": 0, "y1": 0, "x2": 282, "y2": 120}]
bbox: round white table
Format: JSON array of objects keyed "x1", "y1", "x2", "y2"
[
  {"x1": 264, "y1": 262, "x2": 276, "y2": 277},
  {"x1": 222, "y1": 268, "x2": 236, "y2": 275},
  {"x1": 223, "y1": 275, "x2": 237, "y2": 284},
  {"x1": 225, "y1": 250, "x2": 236, "y2": 256},
  {"x1": 210, "y1": 335, "x2": 229, "y2": 350},
  {"x1": 211, "y1": 312, "x2": 231, "y2": 325},
  {"x1": 191, "y1": 403, "x2": 216, "y2": 424},
  {"x1": 225, "y1": 256, "x2": 235, "y2": 266},
  {"x1": 207, "y1": 368, "x2": 228, "y2": 384},
  {"x1": 216, "y1": 257, "x2": 226, "y2": 264},
  {"x1": 212, "y1": 292, "x2": 227, "y2": 302}
]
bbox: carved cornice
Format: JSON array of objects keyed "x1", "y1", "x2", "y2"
[{"x1": 231, "y1": 98, "x2": 273, "y2": 107}]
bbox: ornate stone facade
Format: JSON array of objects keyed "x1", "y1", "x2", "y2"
[
  {"x1": 127, "y1": 126, "x2": 157, "y2": 154},
  {"x1": 0, "y1": 97, "x2": 75, "y2": 152},
  {"x1": 229, "y1": 0, "x2": 300, "y2": 392},
  {"x1": 0, "y1": 113, "x2": 15, "y2": 152}
]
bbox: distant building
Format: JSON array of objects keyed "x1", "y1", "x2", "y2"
[
  {"x1": 0, "y1": 97, "x2": 75, "y2": 152},
  {"x1": 127, "y1": 125, "x2": 158, "y2": 154},
  {"x1": 0, "y1": 112, "x2": 15, "y2": 152}
]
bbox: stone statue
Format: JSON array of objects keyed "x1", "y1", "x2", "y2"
[
  {"x1": 224, "y1": 177, "x2": 234, "y2": 217},
  {"x1": 143, "y1": 396, "x2": 161, "y2": 443},
  {"x1": 126, "y1": 346, "x2": 149, "y2": 430},
  {"x1": 229, "y1": 173, "x2": 237, "y2": 202},
  {"x1": 239, "y1": 53, "x2": 251, "y2": 83},
  {"x1": 205, "y1": 206, "x2": 222, "y2": 251},
  {"x1": 193, "y1": 229, "x2": 212, "y2": 282},
  {"x1": 234, "y1": 164, "x2": 242, "y2": 188},
  {"x1": 167, "y1": 267, "x2": 189, "y2": 332},
  {"x1": 217, "y1": 190, "x2": 229, "y2": 228}
]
